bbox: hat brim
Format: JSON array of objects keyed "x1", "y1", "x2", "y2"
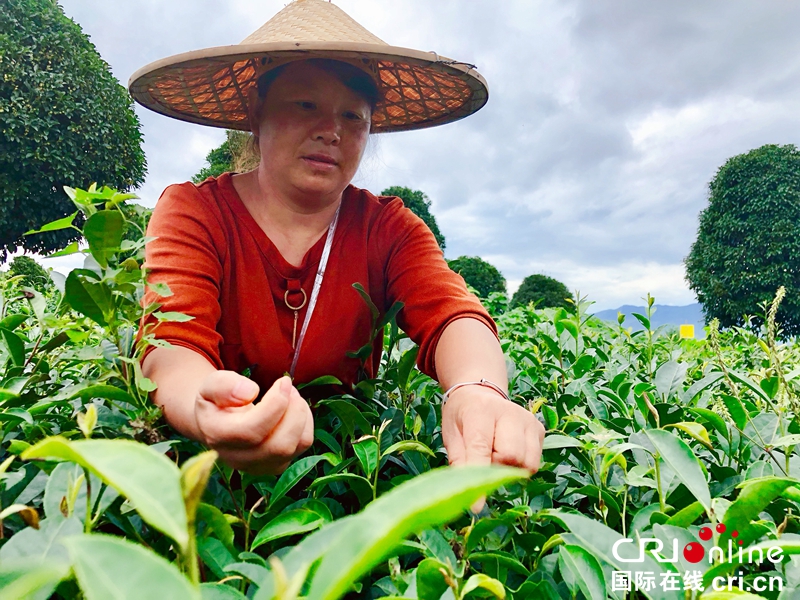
[{"x1": 128, "y1": 42, "x2": 489, "y2": 133}]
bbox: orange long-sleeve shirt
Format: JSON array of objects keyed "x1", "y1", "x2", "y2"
[{"x1": 140, "y1": 173, "x2": 497, "y2": 393}]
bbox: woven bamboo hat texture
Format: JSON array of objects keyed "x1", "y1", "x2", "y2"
[{"x1": 128, "y1": 0, "x2": 488, "y2": 133}]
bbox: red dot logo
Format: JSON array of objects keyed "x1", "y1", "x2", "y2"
[
  {"x1": 684, "y1": 542, "x2": 705, "y2": 563},
  {"x1": 699, "y1": 526, "x2": 712, "y2": 541},
  {"x1": 716, "y1": 523, "x2": 727, "y2": 533},
  {"x1": 731, "y1": 530, "x2": 738, "y2": 538}
]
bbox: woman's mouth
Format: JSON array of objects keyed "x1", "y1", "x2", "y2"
[{"x1": 302, "y1": 154, "x2": 338, "y2": 168}]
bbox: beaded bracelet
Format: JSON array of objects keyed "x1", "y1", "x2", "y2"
[{"x1": 442, "y1": 378, "x2": 510, "y2": 405}]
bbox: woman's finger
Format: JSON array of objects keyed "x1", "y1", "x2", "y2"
[
  {"x1": 523, "y1": 421, "x2": 544, "y2": 473},
  {"x1": 217, "y1": 392, "x2": 311, "y2": 470},
  {"x1": 197, "y1": 376, "x2": 291, "y2": 448},
  {"x1": 256, "y1": 387, "x2": 311, "y2": 461},
  {"x1": 198, "y1": 370, "x2": 260, "y2": 408},
  {"x1": 296, "y1": 396, "x2": 315, "y2": 454},
  {"x1": 462, "y1": 406, "x2": 495, "y2": 467},
  {"x1": 491, "y1": 411, "x2": 527, "y2": 467}
]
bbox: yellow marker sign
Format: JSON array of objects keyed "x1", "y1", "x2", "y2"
[{"x1": 679, "y1": 324, "x2": 695, "y2": 339}]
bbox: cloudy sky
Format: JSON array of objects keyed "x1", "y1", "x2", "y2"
[{"x1": 48, "y1": 0, "x2": 800, "y2": 310}]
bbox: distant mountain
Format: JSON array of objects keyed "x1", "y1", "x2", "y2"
[{"x1": 593, "y1": 303, "x2": 706, "y2": 338}]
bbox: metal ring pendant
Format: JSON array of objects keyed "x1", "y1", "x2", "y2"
[{"x1": 284, "y1": 288, "x2": 308, "y2": 311}]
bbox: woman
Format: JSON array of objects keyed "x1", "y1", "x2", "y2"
[{"x1": 130, "y1": 0, "x2": 544, "y2": 476}]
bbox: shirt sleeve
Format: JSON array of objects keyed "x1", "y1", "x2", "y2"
[
  {"x1": 378, "y1": 198, "x2": 498, "y2": 381},
  {"x1": 139, "y1": 182, "x2": 227, "y2": 369}
]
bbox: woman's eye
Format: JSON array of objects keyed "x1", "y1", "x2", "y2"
[
  {"x1": 297, "y1": 101, "x2": 316, "y2": 110},
  {"x1": 344, "y1": 111, "x2": 364, "y2": 122}
]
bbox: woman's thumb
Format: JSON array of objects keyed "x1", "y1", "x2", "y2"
[{"x1": 200, "y1": 371, "x2": 260, "y2": 408}]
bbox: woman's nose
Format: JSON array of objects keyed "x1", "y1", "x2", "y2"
[{"x1": 312, "y1": 115, "x2": 341, "y2": 145}]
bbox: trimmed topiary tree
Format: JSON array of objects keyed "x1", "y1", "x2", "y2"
[
  {"x1": 192, "y1": 130, "x2": 257, "y2": 182},
  {"x1": 685, "y1": 144, "x2": 800, "y2": 334},
  {"x1": 193, "y1": 139, "x2": 234, "y2": 183},
  {"x1": 447, "y1": 256, "x2": 506, "y2": 298},
  {"x1": 381, "y1": 186, "x2": 446, "y2": 251},
  {"x1": 7, "y1": 255, "x2": 52, "y2": 293},
  {"x1": 0, "y1": 0, "x2": 145, "y2": 256},
  {"x1": 511, "y1": 274, "x2": 573, "y2": 309}
]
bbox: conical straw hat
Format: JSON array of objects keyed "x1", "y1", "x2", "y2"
[{"x1": 128, "y1": 0, "x2": 488, "y2": 133}]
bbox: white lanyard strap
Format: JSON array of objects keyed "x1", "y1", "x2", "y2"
[{"x1": 289, "y1": 205, "x2": 340, "y2": 377}]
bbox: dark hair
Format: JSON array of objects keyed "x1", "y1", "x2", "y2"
[{"x1": 256, "y1": 58, "x2": 380, "y2": 111}]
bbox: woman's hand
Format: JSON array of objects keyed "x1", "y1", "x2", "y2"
[
  {"x1": 441, "y1": 386, "x2": 545, "y2": 472},
  {"x1": 195, "y1": 373, "x2": 314, "y2": 475}
]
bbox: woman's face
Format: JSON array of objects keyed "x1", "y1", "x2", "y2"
[{"x1": 250, "y1": 61, "x2": 372, "y2": 204}]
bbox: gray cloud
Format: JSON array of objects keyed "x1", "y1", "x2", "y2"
[{"x1": 52, "y1": 0, "x2": 800, "y2": 309}]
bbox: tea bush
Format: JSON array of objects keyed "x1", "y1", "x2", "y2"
[{"x1": 2, "y1": 187, "x2": 800, "y2": 599}]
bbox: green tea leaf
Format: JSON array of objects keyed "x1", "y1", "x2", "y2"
[
  {"x1": 24, "y1": 211, "x2": 79, "y2": 235},
  {"x1": 0, "y1": 407, "x2": 32, "y2": 424},
  {"x1": 772, "y1": 434, "x2": 800, "y2": 448},
  {"x1": 415, "y1": 557, "x2": 451, "y2": 600},
  {"x1": 720, "y1": 394, "x2": 748, "y2": 430},
  {"x1": 43, "y1": 462, "x2": 118, "y2": 522},
  {"x1": 83, "y1": 210, "x2": 124, "y2": 268},
  {"x1": 722, "y1": 477, "x2": 798, "y2": 547},
  {"x1": 64, "y1": 271, "x2": 112, "y2": 326},
  {"x1": 200, "y1": 583, "x2": 248, "y2": 599},
  {"x1": 382, "y1": 440, "x2": 436, "y2": 459},
  {"x1": 65, "y1": 534, "x2": 199, "y2": 600},
  {"x1": 644, "y1": 429, "x2": 711, "y2": 511},
  {"x1": 1, "y1": 327, "x2": 25, "y2": 367},
  {"x1": 760, "y1": 375, "x2": 780, "y2": 399},
  {"x1": 469, "y1": 551, "x2": 530, "y2": 577},
  {"x1": 318, "y1": 399, "x2": 372, "y2": 439},
  {"x1": 307, "y1": 473, "x2": 374, "y2": 504},
  {"x1": 542, "y1": 435, "x2": 583, "y2": 450},
  {"x1": 304, "y1": 465, "x2": 527, "y2": 600},
  {"x1": 632, "y1": 312, "x2": 650, "y2": 330},
  {"x1": 729, "y1": 371, "x2": 770, "y2": 403},
  {"x1": 377, "y1": 300, "x2": 404, "y2": 330},
  {"x1": 397, "y1": 345, "x2": 419, "y2": 391},
  {"x1": 351, "y1": 282, "x2": 379, "y2": 326},
  {"x1": 460, "y1": 573, "x2": 505, "y2": 599},
  {"x1": 681, "y1": 372, "x2": 723, "y2": 403},
  {"x1": 197, "y1": 503, "x2": 236, "y2": 554},
  {"x1": 654, "y1": 361, "x2": 687, "y2": 399},
  {"x1": 270, "y1": 454, "x2": 335, "y2": 508},
  {"x1": 541, "y1": 510, "x2": 680, "y2": 600},
  {"x1": 152, "y1": 311, "x2": 195, "y2": 322},
  {"x1": 353, "y1": 436, "x2": 379, "y2": 478},
  {"x1": 296, "y1": 375, "x2": 342, "y2": 390},
  {"x1": 688, "y1": 407, "x2": 728, "y2": 438},
  {"x1": 251, "y1": 508, "x2": 330, "y2": 550},
  {"x1": 46, "y1": 241, "x2": 81, "y2": 258},
  {"x1": 68, "y1": 384, "x2": 136, "y2": 404},
  {"x1": 198, "y1": 537, "x2": 235, "y2": 579},
  {"x1": 665, "y1": 422, "x2": 713, "y2": 448},
  {"x1": 181, "y1": 450, "x2": 218, "y2": 527},
  {"x1": 252, "y1": 517, "x2": 354, "y2": 600},
  {"x1": 665, "y1": 500, "x2": 705, "y2": 527},
  {"x1": 23, "y1": 437, "x2": 188, "y2": 550},
  {"x1": 148, "y1": 281, "x2": 173, "y2": 297},
  {"x1": 0, "y1": 559, "x2": 70, "y2": 600},
  {"x1": 0, "y1": 314, "x2": 29, "y2": 331},
  {"x1": 0, "y1": 516, "x2": 82, "y2": 563},
  {"x1": 572, "y1": 355, "x2": 595, "y2": 378},
  {"x1": 419, "y1": 528, "x2": 457, "y2": 569},
  {"x1": 701, "y1": 538, "x2": 800, "y2": 590},
  {"x1": 557, "y1": 545, "x2": 605, "y2": 600},
  {"x1": 557, "y1": 319, "x2": 579, "y2": 339}
]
